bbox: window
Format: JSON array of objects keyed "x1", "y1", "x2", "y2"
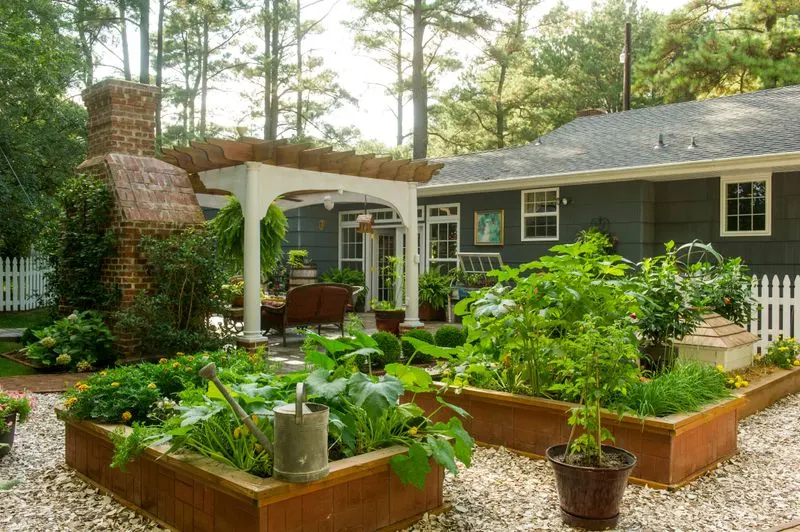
[
  {"x1": 426, "y1": 203, "x2": 459, "y2": 272},
  {"x1": 720, "y1": 175, "x2": 771, "y2": 236},
  {"x1": 521, "y1": 188, "x2": 559, "y2": 241},
  {"x1": 339, "y1": 214, "x2": 364, "y2": 271}
]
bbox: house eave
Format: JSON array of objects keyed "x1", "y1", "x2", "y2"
[{"x1": 418, "y1": 150, "x2": 800, "y2": 197}]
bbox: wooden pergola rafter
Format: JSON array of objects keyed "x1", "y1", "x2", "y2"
[{"x1": 160, "y1": 137, "x2": 443, "y2": 193}]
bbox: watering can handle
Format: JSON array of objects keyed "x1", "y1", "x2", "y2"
[{"x1": 295, "y1": 382, "x2": 306, "y2": 424}]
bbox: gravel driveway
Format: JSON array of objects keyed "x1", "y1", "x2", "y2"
[{"x1": 2, "y1": 393, "x2": 799, "y2": 531}]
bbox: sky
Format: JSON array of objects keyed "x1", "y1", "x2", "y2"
[{"x1": 93, "y1": 0, "x2": 688, "y2": 146}]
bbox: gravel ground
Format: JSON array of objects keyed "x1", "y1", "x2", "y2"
[{"x1": 1, "y1": 393, "x2": 799, "y2": 531}]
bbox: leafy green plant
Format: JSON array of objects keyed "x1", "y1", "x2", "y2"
[
  {"x1": 434, "y1": 326, "x2": 467, "y2": 348},
  {"x1": 418, "y1": 267, "x2": 449, "y2": 310},
  {"x1": 114, "y1": 228, "x2": 228, "y2": 356},
  {"x1": 370, "y1": 332, "x2": 401, "y2": 366},
  {"x1": 287, "y1": 249, "x2": 310, "y2": 269},
  {"x1": 372, "y1": 256, "x2": 405, "y2": 310},
  {"x1": 765, "y1": 336, "x2": 800, "y2": 369},
  {"x1": 24, "y1": 310, "x2": 116, "y2": 370},
  {"x1": 401, "y1": 329, "x2": 436, "y2": 363},
  {"x1": 370, "y1": 299, "x2": 404, "y2": 311},
  {"x1": 206, "y1": 196, "x2": 287, "y2": 276},
  {"x1": 38, "y1": 174, "x2": 117, "y2": 310},
  {"x1": 618, "y1": 360, "x2": 731, "y2": 417},
  {"x1": 0, "y1": 389, "x2": 35, "y2": 435},
  {"x1": 320, "y1": 267, "x2": 367, "y2": 306}
]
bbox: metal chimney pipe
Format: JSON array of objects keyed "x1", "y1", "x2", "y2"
[{"x1": 623, "y1": 22, "x2": 632, "y2": 111}]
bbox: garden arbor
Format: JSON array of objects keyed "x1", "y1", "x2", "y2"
[{"x1": 161, "y1": 138, "x2": 443, "y2": 344}]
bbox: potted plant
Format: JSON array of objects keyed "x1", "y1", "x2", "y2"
[
  {"x1": 0, "y1": 389, "x2": 34, "y2": 458},
  {"x1": 418, "y1": 267, "x2": 449, "y2": 321},
  {"x1": 546, "y1": 317, "x2": 641, "y2": 530},
  {"x1": 372, "y1": 256, "x2": 405, "y2": 334},
  {"x1": 287, "y1": 249, "x2": 318, "y2": 289},
  {"x1": 221, "y1": 279, "x2": 245, "y2": 307}
]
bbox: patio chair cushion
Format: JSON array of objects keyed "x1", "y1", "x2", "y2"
[{"x1": 261, "y1": 283, "x2": 351, "y2": 344}]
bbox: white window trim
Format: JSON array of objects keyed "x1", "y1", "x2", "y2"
[
  {"x1": 719, "y1": 173, "x2": 772, "y2": 237},
  {"x1": 425, "y1": 203, "x2": 460, "y2": 271},
  {"x1": 521, "y1": 187, "x2": 560, "y2": 242}
]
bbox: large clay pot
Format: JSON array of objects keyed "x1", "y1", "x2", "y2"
[
  {"x1": 0, "y1": 414, "x2": 17, "y2": 458},
  {"x1": 546, "y1": 444, "x2": 637, "y2": 530},
  {"x1": 374, "y1": 310, "x2": 405, "y2": 335},
  {"x1": 419, "y1": 303, "x2": 445, "y2": 322}
]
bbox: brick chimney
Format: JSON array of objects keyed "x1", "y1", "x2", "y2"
[{"x1": 82, "y1": 79, "x2": 159, "y2": 158}]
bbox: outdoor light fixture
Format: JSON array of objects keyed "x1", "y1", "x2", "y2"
[
  {"x1": 323, "y1": 195, "x2": 334, "y2": 211},
  {"x1": 560, "y1": 197, "x2": 571, "y2": 206}
]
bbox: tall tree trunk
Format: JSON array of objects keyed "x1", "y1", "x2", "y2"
[
  {"x1": 411, "y1": 0, "x2": 427, "y2": 159},
  {"x1": 200, "y1": 19, "x2": 209, "y2": 136},
  {"x1": 155, "y1": 0, "x2": 165, "y2": 150},
  {"x1": 263, "y1": 0, "x2": 272, "y2": 139},
  {"x1": 495, "y1": 62, "x2": 507, "y2": 148},
  {"x1": 119, "y1": 0, "x2": 131, "y2": 80},
  {"x1": 396, "y1": 13, "x2": 404, "y2": 147},
  {"x1": 78, "y1": 29, "x2": 94, "y2": 86},
  {"x1": 295, "y1": 0, "x2": 303, "y2": 139},
  {"x1": 139, "y1": 0, "x2": 150, "y2": 83},
  {"x1": 269, "y1": 0, "x2": 280, "y2": 139}
]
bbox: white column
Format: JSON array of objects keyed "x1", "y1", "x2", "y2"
[
  {"x1": 402, "y1": 182, "x2": 422, "y2": 328},
  {"x1": 242, "y1": 161, "x2": 264, "y2": 340}
]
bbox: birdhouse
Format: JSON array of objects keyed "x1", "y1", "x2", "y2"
[
  {"x1": 674, "y1": 313, "x2": 760, "y2": 371},
  {"x1": 356, "y1": 213, "x2": 374, "y2": 234}
]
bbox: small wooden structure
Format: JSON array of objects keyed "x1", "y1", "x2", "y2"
[{"x1": 674, "y1": 313, "x2": 760, "y2": 371}]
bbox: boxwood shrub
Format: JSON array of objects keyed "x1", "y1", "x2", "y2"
[{"x1": 434, "y1": 325, "x2": 467, "y2": 348}]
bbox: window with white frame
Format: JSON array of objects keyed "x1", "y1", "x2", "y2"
[
  {"x1": 521, "y1": 188, "x2": 559, "y2": 241},
  {"x1": 720, "y1": 175, "x2": 771, "y2": 236},
  {"x1": 339, "y1": 215, "x2": 364, "y2": 271},
  {"x1": 426, "y1": 204, "x2": 459, "y2": 272}
]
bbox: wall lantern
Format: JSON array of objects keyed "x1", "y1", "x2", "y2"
[{"x1": 323, "y1": 195, "x2": 334, "y2": 211}]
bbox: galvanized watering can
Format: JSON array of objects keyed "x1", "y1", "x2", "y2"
[{"x1": 273, "y1": 382, "x2": 330, "y2": 483}]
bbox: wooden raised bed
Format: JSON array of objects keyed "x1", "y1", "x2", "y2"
[
  {"x1": 410, "y1": 386, "x2": 744, "y2": 489},
  {"x1": 735, "y1": 366, "x2": 800, "y2": 419},
  {"x1": 64, "y1": 418, "x2": 444, "y2": 531}
]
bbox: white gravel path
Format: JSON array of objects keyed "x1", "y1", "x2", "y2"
[{"x1": 1, "y1": 393, "x2": 799, "y2": 531}]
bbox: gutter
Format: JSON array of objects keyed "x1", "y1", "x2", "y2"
[{"x1": 418, "y1": 151, "x2": 800, "y2": 197}]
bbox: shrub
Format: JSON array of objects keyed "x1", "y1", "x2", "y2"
[
  {"x1": 19, "y1": 328, "x2": 38, "y2": 346},
  {"x1": 24, "y1": 311, "x2": 116, "y2": 371},
  {"x1": 434, "y1": 325, "x2": 466, "y2": 348},
  {"x1": 401, "y1": 329, "x2": 435, "y2": 363},
  {"x1": 765, "y1": 336, "x2": 800, "y2": 369},
  {"x1": 419, "y1": 267, "x2": 449, "y2": 311},
  {"x1": 0, "y1": 389, "x2": 35, "y2": 435},
  {"x1": 370, "y1": 331, "x2": 401, "y2": 366},
  {"x1": 114, "y1": 228, "x2": 228, "y2": 356}
]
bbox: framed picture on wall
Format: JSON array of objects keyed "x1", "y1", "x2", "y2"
[{"x1": 474, "y1": 210, "x2": 504, "y2": 246}]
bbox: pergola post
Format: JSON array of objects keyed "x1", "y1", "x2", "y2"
[
  {"x1": 402, "y1": 182, "x2": 423, "y2": 328},
  {"x1": 242, "y1": 161, "x2": 265, "y2": 342}
]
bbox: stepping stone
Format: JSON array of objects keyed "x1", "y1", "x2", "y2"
[{"x1": 0, "y1": 328, "x2": 25, "y2": 342}]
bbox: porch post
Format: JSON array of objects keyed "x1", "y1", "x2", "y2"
[
  {"x1": 402, "y1": 182, "x2": 423, "y2": 328},
  {"x1": 242, "y1": 161, "x2": 264, "y2": 341}
]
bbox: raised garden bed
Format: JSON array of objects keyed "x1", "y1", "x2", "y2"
[
  {"x1": 735, "y1": 366, "x2": 800, "y2": 419},
  {"x1": 64, "y1": 418, "x2": 445, "y2": 531},
  {"x1": 409, "y1": 385, "x2": 744, "y2": 489}
]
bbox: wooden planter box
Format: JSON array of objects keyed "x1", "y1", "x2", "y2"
[
  {"x1": 64, "y1": 419, "x2": 444, "y2": 531},
  {"x1": 410, "y1": 386, "x2": 744, "y2": 489},
  {"x1": 736, "y1": 366, "x2": 800, "y2": 419}
]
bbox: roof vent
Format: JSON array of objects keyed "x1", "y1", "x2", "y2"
[
  {"x1": 533, "y1": 137, "x2": 543, "y2": 146},
  {"x1": 654, "y1": 133, "x2": 666, "y2": 149},
  {"x1": 687, "y1": 136, "x2": 697, "y2": 149}
]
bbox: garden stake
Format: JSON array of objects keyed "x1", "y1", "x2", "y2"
[{"x1": 198, "y1": 362, "x2": 274, "y2": 455}]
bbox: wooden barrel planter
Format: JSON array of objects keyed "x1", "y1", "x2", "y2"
[
  {"x1": 63, "y1": 418, "x2": 445, "y2": 532},
  {"x1": 288, "y1": 266, "x2": 317, "y2": 290},
  {"x1": 408, "y1": 385, "x2": 744, "y2": 489}
]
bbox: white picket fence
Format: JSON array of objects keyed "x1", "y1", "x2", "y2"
[
  {"x1": 0, "y1": 256, "x2": 50, "y2": 312},
  {"x1": 748, "y1": 274, "x2": 800, "y2": 352}
]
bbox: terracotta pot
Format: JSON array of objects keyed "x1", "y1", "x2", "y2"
[
  {"x1": 374, "y1": 309, "x2": 405, "y2": 335},
  {"x1": 231, "y1": 295, "x2": 244, "y2": 307},
  {"x1": 546, "y1": 444, "x2": 636, "y2": 530},
  {"x1": 419, "y1": 303, "x2": 445, "y2": 322},
  {"x1": 0, "y1": 414, "x2": 17, "y2": 458}
]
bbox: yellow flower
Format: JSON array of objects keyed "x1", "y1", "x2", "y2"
[
  {"x1": 63, "y1": 397, "x2": 78, "y2": 408},
  {"x1": 76, "y1": 383, "x2": 90, "y2": 392},
  {"x1": 185, "y1": 366, "x2": 192, "y2": 373},
  {"x1": 715, "y1": 365, "x2": 725, "y2": 373},
  {"x1": 111, "y1": 382, "x2": 120, "y2": 387},
  {"x1": 147, "y1": 383, "x2": 157, "y2": 390},
  {"x1": 793, "y1": 360, "x2": 800, "y2": 367},
  {"x1": 186, "y1": 355, "x2": 195, "y2": 361},
  {"x1": 233, "y1": 427, "x2": 241, "y2": 439},
  {"x1": 727, "y1": 378, "x2": 735, "y2": 384},
  {"x1": 176, "y1": 352, "x2": 185, "y2": 356},
  {"x1": 121, "y1": 411, "x2": 132, "y2": 422},
  {"x1": 741, "y1": 380, "x2": 749, "y2": 387},
  {"x1": 159, "y1": 358, "x2": 168, "y2": 364},
  {"x1": 172, "y1": 362, "x2": 181, "y2": 369},
  {"x1": 408, "y1": 426, "x2": 418, "y2": 436},
  {"x1": 735, "y1": 382, "x2": 743, "y2": 388},
  {"x1": 779, "y1": 346, "x2": 790, "y2": 352},
  {"x1": 99, "y1": 371, "x2": 107, "y2": 377}
]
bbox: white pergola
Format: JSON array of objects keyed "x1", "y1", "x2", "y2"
[{"x1": 161, "y1": 138, "x2": 443, "y2": 345}]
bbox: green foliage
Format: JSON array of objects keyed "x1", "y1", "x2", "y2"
[
  {"x1": 369, "y1": 332, "x2": 401, "y2": 367},
  {"x1": 0, "y1": 389, "x2": 35, "y2": 434},
  {"x1": 206, "y1": 197, "x2": 287, "y2": 276},
  {"x1": 287, "y1": 249, "x2": 309, "y2": 269},
  {"x1": 24, "y1": 311, "x2": 116, "y2": 371},
  {"x1": 114, "y1": 228, "x2": 228, "y2": 356},
  {"x1": 618, "y1": 360, "x2": 731, "y2": 418},
  {"x1": 0, "y1": 309, "x2": 52, "y2": 330},
  {"x1": 418, "y1": 268, "x2": 449, "y2": 310},
  {"x1": 434, "y1": 326, "x2": 467, "y2": 348},
  {"x1": 401, "y1": 329, "x2": 436, "y2": 363},
  {"x1": 320, "y1": 267, "x2": 367, "y2": 306},
  {"x1": 765, "y1": 336, "x2": 800, "y2": 369},
  {"x1": 39, "y1": 174, "x2": 116, "y2": 311}
]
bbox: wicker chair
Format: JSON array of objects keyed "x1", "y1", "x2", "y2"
[{"x1": 261, "y1": 283, "x2": 351, "y2": 345}]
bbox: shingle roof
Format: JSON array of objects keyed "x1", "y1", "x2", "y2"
[{"x1": 427, "y1": 85, "x2": 800, "y2": 187}]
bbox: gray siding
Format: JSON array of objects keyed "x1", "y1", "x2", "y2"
[{"x1": 283, "y1": 205, "x2": 339, "y2": 273}]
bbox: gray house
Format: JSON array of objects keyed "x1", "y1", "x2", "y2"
[{"x1": 276, "y1": 85, "x2": 800, "y2": 301}]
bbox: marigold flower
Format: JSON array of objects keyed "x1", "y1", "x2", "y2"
[
  {"x1": 233, "y1": 427, "x2": 241, "y2": 439},
  {"x1": 793, "y1": 360, "x2": 800, "y2": 367},
  {"x1": 121, "y1": 411, "x2": 132, "y2": 422},
  {"x1": 147, "y1": 383, "x2": 157, "y2": 390},
  {"x1": 176, "y1": 352, "x2": 185, "y2": 356},
  {"x1": 723, "y1": 297, "x2": 731, "y2": 305},
  {"x1": 715, "y1": 364, "x2": 725, "y2": 373},
  {"x1": 186, "y1": 355, "x2": 195, "y2": 361},
  {"x1": 408, "y1": 426, "x2": 418, "y2": 436},
  {"x1": 159, "y1": 358, "x2": 168, "y2": 364},
  {"x1": 63, "y1": 397, "x2": 78, "y2": 408},
  {"x1": 99, "y1": 371, "x2": 108, "y2": 377},
  {"x1": 111, "y1": 382, "x2": 120, "y2": 387},
  {"x1": 76, "y1": 384, "x2": 90, "y2": 392},
  {"x1": 735, "y1": 382, "x2": 743, "y2": 388},
  {"x1": 172, "y1": 362, "x2": 181, "y2": 369},
  {"x1": 741, "y1": 380, "x2": 749, "y2": 387},
  {"x1": 779, "y1": 346, "x2": 790, "y2": 352}
]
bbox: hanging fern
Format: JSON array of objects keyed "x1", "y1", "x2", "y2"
[{"x1": 206, "y1": 197, "x2": 287, "y2": 275}]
